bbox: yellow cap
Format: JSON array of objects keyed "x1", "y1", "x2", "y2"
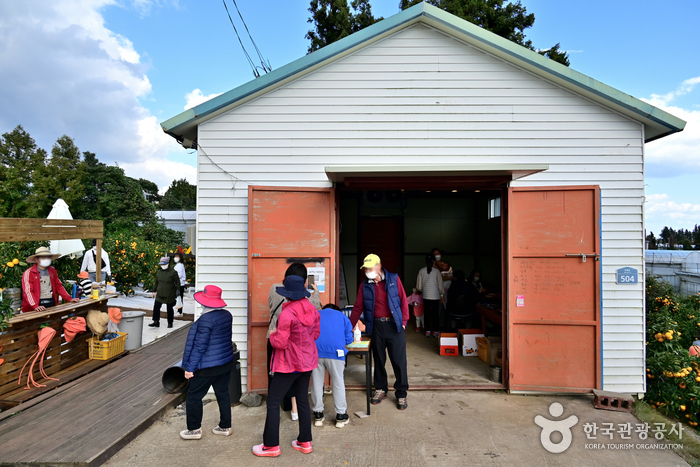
[{"x1": 361, "y1": 254, "x2": 381, "y2": 270}]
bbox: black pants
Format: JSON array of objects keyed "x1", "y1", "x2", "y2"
[
  {"x1": 267, "y1": 340, "x2": 295, "y2": 411},
  {"x1": 152, "y1": 300, "x2": 174, "y2": 325},
  {"x1": 179, "y1": 285, "x2": 186, "y2": 302},
  {"x1": 371, "y1": 320, "x2": 409, "y2": 399},
  {"x1": 263, "y1": 371, "x2": 312, "y2": 447},
  {"x1": 186, "y1": 369, "x2": 232, "y2": 430},
  {"x1": 423, "y1": 299, "x2": 440, "y2": 334}
]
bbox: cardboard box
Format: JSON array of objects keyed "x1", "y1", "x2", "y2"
[
  {"x1": 458, "y1": 329, "x2": 484, "y2": 357},
  {"x1": 439, "y1": 333, "x2": 459, "y2": 356},
  {"x1": 477, "y1": 336, "x2": 502, "y2": 365}
]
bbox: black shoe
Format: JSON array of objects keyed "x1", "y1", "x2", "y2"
[
  {"x1": 313, "y1": 411, "x2": 324, "y2": 427},
  {"x1": 397, "y1": 397, "x2": 408, "y2": 410},
  {"x1": 148, "y1": 322, "x2": 160, "y2": 327},
  {"x1": 335, "y1": 413, "x2": 349, "y2": 428},
  {"x1": 371, "y1": 389, "x2": 387, "y2": 405},
  {"x1": 167, "y1": 323, "x2": 173, "y2": 328}
]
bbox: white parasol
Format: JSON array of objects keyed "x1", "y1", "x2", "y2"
[{"x1": 47, "y1": 199, "x2": 85, "y2": 259}]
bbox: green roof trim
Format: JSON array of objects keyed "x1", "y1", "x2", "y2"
[
  {"x1": 161, "y1": 2, "x2": 685, "y2": 144},
  {"x1": 419, "y1": 5, "x2": 686, "y2": 142}
]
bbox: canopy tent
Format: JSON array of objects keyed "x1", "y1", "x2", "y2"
[{"x1": 47, "y1": 199, "x2": 85, "y2": 259}]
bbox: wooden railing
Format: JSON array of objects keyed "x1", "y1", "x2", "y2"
[{"x1": 0, "y1": 295, "x2": 118, "y2": 399}]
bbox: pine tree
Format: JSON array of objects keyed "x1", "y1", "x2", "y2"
[
  {"x1": 32, "y1": 135, "x2": 86, "y2": 217},
  {"x1": 76, "y1": 151, "x2": 156, "y2": 231},
  {"x1": 159, "y1": 179, "x2": 197, "y2": 211},
  {"x1": 399, "y1": 0, "x2": 570, "y2": 66},
  {"x1": 0, "y1": 126, "x2": 46, "y2": 217},
  {"x1": 306, "y1": 0, "x2": 382, "y2": 53}
]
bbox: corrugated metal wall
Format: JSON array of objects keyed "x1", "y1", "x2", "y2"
[{"x1": 195, "y1": 24, "x2": 646, "y2": 393}]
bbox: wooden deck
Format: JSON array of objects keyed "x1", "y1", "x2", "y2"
[{"x1": 0, "y1": 323, "x2": 191, "y2": 466}]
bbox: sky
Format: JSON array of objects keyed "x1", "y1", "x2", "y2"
[{"x1": 0, "y1": 0, "x2": 697, "y2": 235}]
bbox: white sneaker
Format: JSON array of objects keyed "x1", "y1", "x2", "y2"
[
  {"x1": 291, "y1": 411, "x2": 298, "y2": 421},
  {"x1": 212, "y1": 426, "x2": 231, "y2": 436},
  {"x1": 180, "y1": 429, "x2": 202, "y2": 440}
]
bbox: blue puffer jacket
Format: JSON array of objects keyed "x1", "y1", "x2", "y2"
[
  {"x1": 182, "y1": 309, "x2": 233, "y2": 373},
  {"x1": 362, "y1": 269, "x2": 404, "y2": 334}
]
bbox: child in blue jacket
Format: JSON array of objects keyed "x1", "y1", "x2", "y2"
[{"x1": 311, "y1": 304, "x2": 354, "y2": 428}]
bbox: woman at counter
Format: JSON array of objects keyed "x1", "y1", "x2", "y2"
[{"x1": 21, "y1": 247, "x2": 79, "y2": 312}]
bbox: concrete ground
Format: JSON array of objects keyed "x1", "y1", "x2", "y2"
[
  {"x1": 346, "y1": 328, "x2": 494, "y2": 388},
  {"x1": 105, "y1": 390, "x2": 689, "y2": 467},
  {"x1": 107, "y1": 287, "x2": 195, "y2": 345}
]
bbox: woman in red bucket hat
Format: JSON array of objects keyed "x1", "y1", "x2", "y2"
[{"x1": 180, "y1": 285, "x2": 234, "y2": 440}]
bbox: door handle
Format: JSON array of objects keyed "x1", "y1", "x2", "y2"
[{"x1": 565, "y1": 253, "x2": 600, "y2": 263}]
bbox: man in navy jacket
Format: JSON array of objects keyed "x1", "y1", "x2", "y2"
[{"x1": 350, "y1": 254, "x2": 410, "y2": 410}]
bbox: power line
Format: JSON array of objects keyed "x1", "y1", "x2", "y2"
[
  {"x1": 230, "y1": 0, "x2": 272, "y2": 74},
  {"x1": 221, "y1": 0, "x2": 260, "y2": 78}
]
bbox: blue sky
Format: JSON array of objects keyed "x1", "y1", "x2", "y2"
[{"x1": 0, "y1": 1, "x2": 698, "y2": 235}]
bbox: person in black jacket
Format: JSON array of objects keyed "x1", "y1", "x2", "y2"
[
  {"x1": 180, "y1": 285, "x2": 234, "y2": 440},
  {"x1": 447, "y1": 270, "x2": 472, "y2": 328}
]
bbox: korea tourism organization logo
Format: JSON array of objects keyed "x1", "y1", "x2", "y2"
[
  {"x1": 534, "y1": 402, "x2": 684, "y2": 453},
  {"x1": 534, "y1": 403, "x2": 579, "y2": 453}
]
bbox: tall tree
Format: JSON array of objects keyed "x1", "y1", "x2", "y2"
[
  {"x1": 306, "y1": 0, "x2": 382, "y2": 53},
  {"x1": 398, "y1": 0, "x2": 570, "y2": 66},
  {"x1": 76, "y1": 152, "x2": 156, "y2": 231},
  {"x1": 138, "y1": 178, "x2": 161, "y2": 205},
  {"x1": 0, "y1": 125, "x2": 46, "y2": 217},
  {"x1": 646, "y1": 232, "x2": 658, "y2": 250},
  {"x1": 33, "y1": 135, "x2": 86, "y2": 217},
  {"x1": 159, "y1": 179, "x2": 197, "y2": 211}
]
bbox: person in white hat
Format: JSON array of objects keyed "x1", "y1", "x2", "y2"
[{"x1": 22, "y1": 247, "x2": 79, "y2": 312}]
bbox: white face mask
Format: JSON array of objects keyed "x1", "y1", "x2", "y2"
[
  {"x1": 474, "y1": 276, "x2": 480, "y2": 282},
  {"x1": 160, "y1": 264, "x2": 168, "y2": 270},
  {"x1": 38, "y1": 258, "x2": 52, "y2": 268},
  {"x1": 434, "y1": 255, "x2": 441, "y2": 261},
  {"x1": 174, "y1": 257, "x2": 180, "y2": 263},
  {"x1": 365, "y1": 270, "x2": 378, "y2": 280}
]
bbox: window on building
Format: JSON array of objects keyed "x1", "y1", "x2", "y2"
[{"x1": 488, "y1": 197, "x2": 501, "y2": 219}]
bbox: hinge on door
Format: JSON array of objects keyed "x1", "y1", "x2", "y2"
[{"x1": 252, "y1": 253, "x2": 261, "y2": 257}]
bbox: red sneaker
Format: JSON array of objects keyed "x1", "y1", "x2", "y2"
[
  {"x1": 292, "y1": 440, "x2": 313, "y2": 454},
  {"x1": 253, "y1": 444, "x2": 281, "y2": 457},
  {"x1": 414, "y1": 327, "x2": 420, "y2": 333}
]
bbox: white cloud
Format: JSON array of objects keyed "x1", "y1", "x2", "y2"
[
  {"x1": 184, "y1": 89, "x2": 222, "y2": 110},
  {"x1": 645, "y1": 193, "x2": 700, "y2": 234},
  {"x1": 647, "y1": 76, "x2": 700, "y2": 107},
  {"x1": 643, "y1": 77, "x2": 700, "y2": 176},
  {"x1": 120, "y1": 157, "x2": 196, "y2": 193},
  {"x1": 0, "y1": 0, "x2": 186, "y2": 178}
]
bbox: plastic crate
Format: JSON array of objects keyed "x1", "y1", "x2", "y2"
[{"x1": 88, "y1": 332, "x2": 127, "y2": 360}]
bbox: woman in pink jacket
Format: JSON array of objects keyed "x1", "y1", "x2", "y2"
[{"x1": 253, "y1": 275, "x2": 320, "y2": 457}]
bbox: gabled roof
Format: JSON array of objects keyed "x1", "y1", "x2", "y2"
[{"x1": 161, "y1": 3, "x2": 685, "y2": 145}]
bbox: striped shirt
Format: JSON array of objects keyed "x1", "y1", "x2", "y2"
[
  {"x1": 77, "y1": 278, "x2": 92, "y2": 297},
  {"x1": 416, "y1": 267, "x2": 445, "y2": 300}
]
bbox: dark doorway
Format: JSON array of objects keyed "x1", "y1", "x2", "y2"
[{"x1": 359, "y1": 216, "x2": 403, "y2": 281}]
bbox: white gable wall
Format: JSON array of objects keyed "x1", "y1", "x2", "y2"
[{"x1": 196, "y1": 24, "x2": 646, "y2": 394}]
